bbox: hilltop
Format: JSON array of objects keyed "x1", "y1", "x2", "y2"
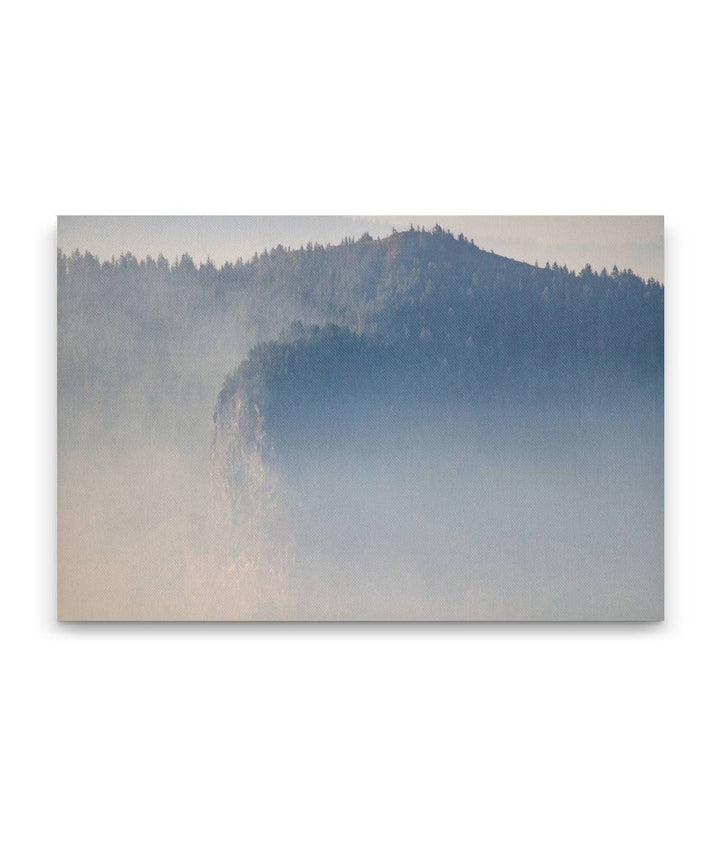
[
  {"x1": 216, "y1": 227, "x2": 663, "y2": 412},
  {"x1": 211, "y1": 228, "x2": 664, "y2": 518}
]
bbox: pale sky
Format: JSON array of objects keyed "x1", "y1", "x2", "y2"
[{"x1": 58, "y1": 215, "x2": 664, "y2": 282}]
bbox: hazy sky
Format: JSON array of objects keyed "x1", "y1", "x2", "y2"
[{"x1": 58, "y1": 215, "x2": 664, "y2": 281}]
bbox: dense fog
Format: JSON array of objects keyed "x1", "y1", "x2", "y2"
[
  {"x1": 276, "y1": 404, "x2": 662, "y2": 620},
  {"x1": 57, "y1": 250, "x2": 318, "y2": 618},
  {"x1": 58, "y1": 227, "x2": 663, "y2": 620}
]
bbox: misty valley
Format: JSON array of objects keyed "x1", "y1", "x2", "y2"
[{"x1": 58, "y1": 226, "x2": 663, "y2": 619}]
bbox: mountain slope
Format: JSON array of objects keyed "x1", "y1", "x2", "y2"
[{"x1": 213, "y1": 228, "x2": 663, "y2": 529}]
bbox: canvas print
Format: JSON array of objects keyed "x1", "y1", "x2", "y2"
[{"x1": 57, "y1": 216, "x2": 664, "y2": 620}]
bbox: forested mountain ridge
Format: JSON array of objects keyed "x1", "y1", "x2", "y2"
[
  {"x1": 58, "y1": 225, "x2": 663, "y2": 450},
  {"x1": 58, "y1": 225, "x2": 664, "y2": 324},
  {"x1": 215, "y1": 227, "x2": 663, "y2": 418},
  {"x1": 210, "y1": 229, "x2": 663, "y2": 525}
]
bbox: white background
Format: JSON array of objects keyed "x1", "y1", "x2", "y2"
[{"x1": 2, "y1": 1, "x2": 718, "y2": 854}]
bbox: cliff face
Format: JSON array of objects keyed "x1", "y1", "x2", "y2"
[
  {"x1": 212, "y1": 382, "x2": 272, "y2": 525},
  {"x1": 210, "y1": 377, "x2": 294, "y2": 617}
]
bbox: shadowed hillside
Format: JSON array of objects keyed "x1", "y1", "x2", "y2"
[{"x1": 215, "y1": 227, "x2": 663, "y2": 458}]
